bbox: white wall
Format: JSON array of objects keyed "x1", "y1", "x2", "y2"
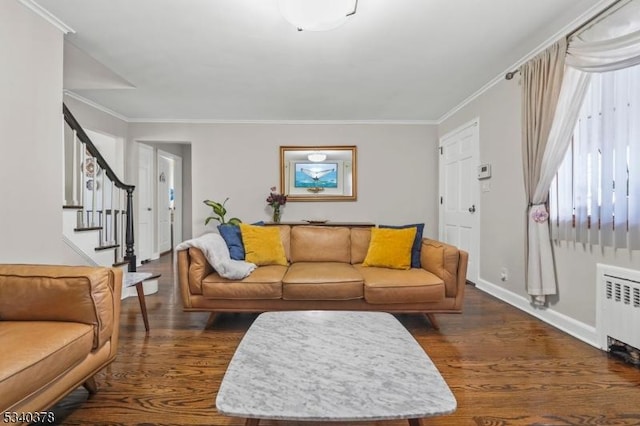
[
  {"x1": 439, "y1": 77, "x2": 640, "y2": 342},
  {"x1": 127, "y1": 122, "x2": 439, "y2": 240},
  {"x1": 0, "y1": 1, "x2": 82, "y2": 264}
]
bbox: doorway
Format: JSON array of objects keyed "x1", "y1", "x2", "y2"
[
  {"x1": 439, "y1": 119, "x2": 480, "y2": 284},
  {"x1": 137, "y1": 142, "x2": 188, "y2": 264}
]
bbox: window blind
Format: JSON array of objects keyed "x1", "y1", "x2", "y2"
[{"x1": 549, "y1": 64, "x2": 640, "y2": 249}]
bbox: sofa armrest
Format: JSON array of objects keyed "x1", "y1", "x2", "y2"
[
  {"x1": 420, "y1": 239, "x2": 468, "y2": 301},
  {"x1": 0, "y1": 264, "x2": 122, "y2": 350},
  {"x1": 177, "y1": 248, "x2": 213, "y2": 301}
]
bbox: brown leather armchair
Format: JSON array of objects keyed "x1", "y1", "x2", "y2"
[{"x1": 0, "y1": 264, "x2": 122, "y2": 416}]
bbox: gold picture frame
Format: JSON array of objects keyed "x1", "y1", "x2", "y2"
[{"x1": 280, "y1": 146, "x2": 357, "y2": 202}]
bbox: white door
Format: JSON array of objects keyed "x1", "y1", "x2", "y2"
[
  {"x1": 157, "y1": 151, "x2": 173, "y2": 254},
  {"x1": 137, "y1": 143, "x2": 154, "y2": 263},
  {"x1": 439, "y1": 119, "x2": 480, "y2": 284}
]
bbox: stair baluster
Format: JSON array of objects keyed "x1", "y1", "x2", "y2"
[
  {"x1": 80, "y1": 138, "x2": 86, "y2": 228},
  {"x1": 72, "y1": 129, "x2": 79, "y2": 206},
  {"x1": 109, "y1": 182, "x2": 114, "y2": 245}
]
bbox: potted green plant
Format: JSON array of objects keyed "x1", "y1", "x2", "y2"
[{"x1": 204, "y1": 198, "x2": 242, "y2": 225}]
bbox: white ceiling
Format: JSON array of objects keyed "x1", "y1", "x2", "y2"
[{"x1": 33, "y1": 0, "x2": 611, "y2": 122}]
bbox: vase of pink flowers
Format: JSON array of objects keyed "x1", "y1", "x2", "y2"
[{"x1": 266, "y1": 186, "x2": 287, "y2": 223}]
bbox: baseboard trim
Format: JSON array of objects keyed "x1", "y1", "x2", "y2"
[{"x1": 476, "y1": 278, "x2": 599, "y2": 348}]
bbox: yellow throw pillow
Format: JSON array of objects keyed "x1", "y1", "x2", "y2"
[
  {"x1": 363, "y1": 227, "x2": 417, "y2": 270},
  {"x1": 239, "y1": 223, "x2": 288, "y2": 266}
]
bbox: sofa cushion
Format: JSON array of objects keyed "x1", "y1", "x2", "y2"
[
  {"x1": 363, "y1": 227, "x2": 416, "y2": 270},
  {"x1": 0, "y1": 321, "x2": 94, "y2": 410},
  {"x1": 379, "y1": 223, "x2": 425, "y2": 268},
  {"x1": 282, "y1": 262, "x2": 363, "y2": 300},
  {"x1": 350, "y1": 227, "x2": 371, "y2": 264},
  {"x1": 0, "y1": 265, "x2": 117, "y2": 349},
  {"x1": 201, "y1": 265, "x2": 287, "y2": 299},
  {"x1": 274, "y1": 225, "x2": 292, "y2": 262},
  {"x1": 290, "y1": 226, "x2": 351, "y2": 263},
  {"x1": 355, "y1": 264, "x2": 445, "y2": 304},
  {"x1": 240, "y1": 224, "x2": 288, "y2": 266}
]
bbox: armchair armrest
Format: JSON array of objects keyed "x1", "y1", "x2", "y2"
[{"x1": 0, "y1": 264, "x2": 122, "y2": 350}]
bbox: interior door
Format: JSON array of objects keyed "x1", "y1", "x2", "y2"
[
  {"x1": 439, "y1": 119, "x2": 480, "y2": 284},
  {"x1": 157, "y1": 151, "x2": 173, "y2": 254},
  {"x1": 137, "y1": 143, "x2": 154, "y2": 263}
]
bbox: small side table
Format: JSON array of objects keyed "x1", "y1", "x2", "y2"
[{"x1": 124, "y1": 272, "x2": 160, "y2": 332}]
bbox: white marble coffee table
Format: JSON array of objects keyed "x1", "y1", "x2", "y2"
[{"x1": 216, "y1": 311, "x2": 456, "y2": 425}]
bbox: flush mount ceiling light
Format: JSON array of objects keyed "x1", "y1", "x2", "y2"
[
  {"x1": 278, "y1": 0, "x2": 358, "y2": 32},
  {"x1": 307, "y1": 153, "x2": 327, "y2": 162}
]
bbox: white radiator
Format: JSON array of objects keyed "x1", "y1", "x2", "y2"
[{"x1": 596, "y1": 264, "x2": 640, "y2": 350}]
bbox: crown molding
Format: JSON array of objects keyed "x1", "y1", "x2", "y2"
[
  {"x1": 63, "y1": 91, "x2": 436, "y2": 125},
  {"x1": 63, "y1": 90, "x2": 129, "y2": 122},
  {"x1": 17, "y1": 0, "x2": 75, "y2": 34},
  {"x1": 62, "y1": 91, "x2": 437, "y2": 125},
  {"x1": 127, "y1": 118, "x2": 437, "y2": 125},
  {"x1": 437, "y1": 0, "x2": 619, "y2": 124}
]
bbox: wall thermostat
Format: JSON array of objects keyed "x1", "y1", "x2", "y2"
[{"x1": 478, "y1": 164, "x2": 491, "y2": 180}]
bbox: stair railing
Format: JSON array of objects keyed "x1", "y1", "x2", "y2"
[{"x1": 62, "y1": 104, "x2": 137, "y2": 272}]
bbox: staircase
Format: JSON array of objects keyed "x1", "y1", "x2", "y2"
[{"x1": 62, "y1": 104, "x2": 136, "y2": 272}]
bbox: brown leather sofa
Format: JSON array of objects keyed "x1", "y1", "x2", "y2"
[
  {"x1": 178, "y1": 225, "x2": 468, "y2": 328},
  {"x1": 0, "y1": 264, "x2": 122, "y2": 417}
]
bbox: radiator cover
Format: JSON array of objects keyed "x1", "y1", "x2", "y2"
[{"x1": 596, "y1": 264, "x2": 640, "y2": 351}]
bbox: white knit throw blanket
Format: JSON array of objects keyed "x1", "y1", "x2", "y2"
[{"x1": 176, "y1": 233, "x2": 256, "y2": 279}]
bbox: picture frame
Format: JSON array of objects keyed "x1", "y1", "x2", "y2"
[{"x1": 280, "y1": 146, "x2": 357, "y2": 201}]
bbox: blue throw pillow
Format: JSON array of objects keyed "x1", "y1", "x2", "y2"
[
  {"x1": 218, "y1": 224, "x2": 244, "y2": 260},
  {"x1": 218, "y1": 222, "x2": 265, "y2": 260},
  {"x1": 379, "y1": 223, "x2": 425, "y2": 268}
]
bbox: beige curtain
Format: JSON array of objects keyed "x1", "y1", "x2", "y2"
[{"x1": 520, "y1": 38, "x2": 567, "y2": 306}]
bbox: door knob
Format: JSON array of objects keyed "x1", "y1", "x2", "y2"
[
  {"x1": 147, "y1": 207, "x2": 152, "y2": 211},
  {"x1": 468, "y1": 205, "x2": 476, "y2": 213}
]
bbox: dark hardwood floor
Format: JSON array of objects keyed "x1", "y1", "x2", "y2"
[{"x1": 47, "y1": 254, "x2": 640, "y2": 425}]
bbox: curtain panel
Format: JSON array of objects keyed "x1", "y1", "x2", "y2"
[
  {"x1": 520, "y1": 39, "x2": 567, "y2": 306},
  {"x1": 521, "y1": 0, "x2": 640, "y2": 305}
]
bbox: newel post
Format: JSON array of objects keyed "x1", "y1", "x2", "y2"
[{"x1": 124, "y1": 187, "x2": 137, "y2": 272}]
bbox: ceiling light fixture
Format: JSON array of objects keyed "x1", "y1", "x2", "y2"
[
  {"x1": 307, "y1": 153, "x2": 327, "y2": 162},
  {"x1": 278, "y1": 0, "x2": 358, "y2": 32}
]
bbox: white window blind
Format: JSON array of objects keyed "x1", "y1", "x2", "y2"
[{"x1": 549, "y1": 63, "x2": 640, "y2": 249}]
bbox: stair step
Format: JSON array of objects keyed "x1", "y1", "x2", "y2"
[
  {"x1": 113, "y1": 260, "x2": 130, "y2": 268},
  {"x1": 74, "y1": 226, "x2": 102, "y2": 232},
  {"x1": 63, "y1": 205, "x2": 83, "y2": 210},
  {"x1": 95, "y1": 244, "x2": 119, "y2": 252}
]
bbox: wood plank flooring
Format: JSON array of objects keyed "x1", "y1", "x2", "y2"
[{"x1": 48, "y1": 254, "x2": 640, "y2": 425}]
